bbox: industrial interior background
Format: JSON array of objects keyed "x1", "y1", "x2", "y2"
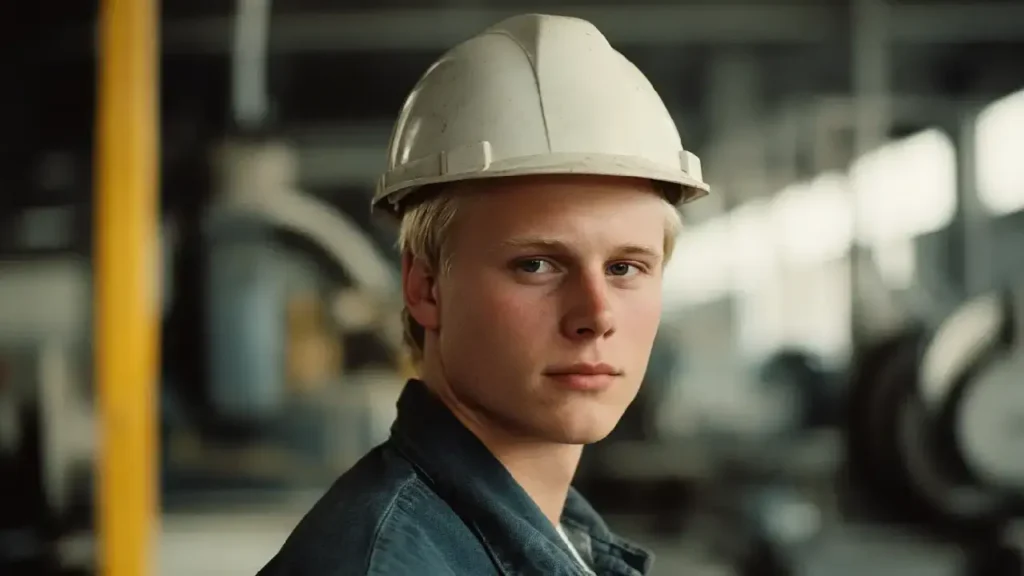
[{"x1": 2, "y1": 0, "x2": 1024, "y2": 574}]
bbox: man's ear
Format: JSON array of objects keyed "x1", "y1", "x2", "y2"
[{"x1": 402, "y1": 252, "x2": 440, "y2": 332}]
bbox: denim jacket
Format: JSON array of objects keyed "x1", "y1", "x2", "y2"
[{"x1": 258, "y1": 379, "x2": 654, "y2": 575}]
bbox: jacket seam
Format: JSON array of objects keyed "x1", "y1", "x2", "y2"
[{"x1": 364, "y1": 474, "x2": 419, "y2": 575}]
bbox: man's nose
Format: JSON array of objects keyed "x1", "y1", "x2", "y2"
[{"x1": 560, "y1": 269, "x2": 616, "y2": 341}]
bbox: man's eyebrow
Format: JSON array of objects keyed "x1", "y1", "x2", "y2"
[
  {"x1": 617, "y1": 244, "x2": 663, "y2": 259},
  {"x1": 500, "y1": 237, "x2": 569, "y2": 251},
  {"x1": 499, "y1": 237, "x2": 662, "y2": 259}
]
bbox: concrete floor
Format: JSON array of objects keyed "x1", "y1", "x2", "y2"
[{"x1": 160, "y1": 512, "x2": 297, "y2": 576}]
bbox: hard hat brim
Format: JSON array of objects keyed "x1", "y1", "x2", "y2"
[{"x1": 372, "y1": 152, "x2": 710, "y2": 216}]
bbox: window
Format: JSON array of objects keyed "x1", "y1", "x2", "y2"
[
  {"x1": 771, "y1": 172, "x2": 855, "y2": 265},
  {"x1": 663, "y1": 216, "x2": 733, "y2": 308},
  {"x1": 779, "y1": 260, "x2": 853, "y2": 363},
  {"x1": 976, "y1": 89, "x2": 1024, "y2": 215},
  {"x1": 735, "y1": 256, "x2": 853, "y2": 364},
  {"x1": 730, "y1": 200, "x2": 777, "y2": 293},
  {"x1": 851, "y1": 128, "x2": 958, "y2": 246},
  {"x1": 871, "y1": 238, "x2": 917, "y2": 291},
  {"x1": 735, "y1": 270, "x2": 786, "y2": 359},
  {"x1": 663, "y1": 201, "x2": 781, "y2": 309}
]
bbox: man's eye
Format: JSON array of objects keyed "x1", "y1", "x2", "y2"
[
  {"x1": 517, "y1": 259, "x2": 555, "y2": 274},
  {"x1": 607, "y1": 262, "x2": 639, "y2": 277}
]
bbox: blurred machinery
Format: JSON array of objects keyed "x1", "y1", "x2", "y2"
[
  {"x1": 845, "y1": 289, "x2": 1024, "y2": 574},
  {"x1": 838, "y1": 90, "x2": 1024, "y2": 574},
  {"x1": 0, "y1": 258, "x2": 95, "y2": 574},
  {"x1": 757, "y1": 348, "x2": 842, "y2": 432},
  {"x1": 157, "y1": 0, "x2": 410, "y2": 503},
  {"x1": 0, "y1": 139, "x2": 408, "y2": 574},
  {"x1": 161, "y1": 139, "x2": 407, "y2": 500}
]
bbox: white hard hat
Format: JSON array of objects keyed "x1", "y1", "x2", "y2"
[{"x1": 372, "y1": 13, "x2": 710, "y2": 215}]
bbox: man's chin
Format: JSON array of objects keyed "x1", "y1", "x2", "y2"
[
  {"x1": 549, "y1": 404, "x2": 631, "y2": 444},
  {"x1": 543, "y1": 419, "x2": 620, "y2": 445},
  {"x1": 488, "y1": 400, "x2": 625, "y2": 445},
  {"x1": 557, "y1": 431, "x2": 613, "y2": 445}
]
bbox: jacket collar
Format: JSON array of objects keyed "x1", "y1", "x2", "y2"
[{"x1": 389, "y1": 379, "x2": 653, "y2": 576}]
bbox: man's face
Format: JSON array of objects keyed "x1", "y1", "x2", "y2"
[{"x1": 409, "y1": 175, "x2": 670, "y2": 444}]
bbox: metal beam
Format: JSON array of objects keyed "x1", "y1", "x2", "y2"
[
  {"x1": 299, "y1": 144, "x2": 384, "y2": 188},
  {"x1": 53, "y1": 3, "x2": 1024, "y2": 57},
  {"x1": 284, "y1": 122, "x2": 390, "y2": 188},
  {"x1": 156, "y1": 3, "x2": 1024, "y2": 55},
  {"x1": 159, "y1": 5, "x2": 838, "y2": 54},
  {"x1": 890, "y1": 2, "x2": 1024, "y2": 44}
]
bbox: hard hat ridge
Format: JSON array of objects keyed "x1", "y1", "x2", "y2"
[{"x1": 373, "y1": 13, "x2": 710, "y2": 216}]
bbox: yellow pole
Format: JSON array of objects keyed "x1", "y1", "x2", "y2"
[{"x1": 94, "y1": 0, "x2": 160, "y2": 574}]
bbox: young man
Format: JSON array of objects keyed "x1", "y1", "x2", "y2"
[{"x1": 259, "y1": 13, "x2": 709, "y2": 576}]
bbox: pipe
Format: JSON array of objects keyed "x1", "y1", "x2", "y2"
[
  {"x1": 232, "y1": 0, "x2": 272, "y2": 129},
  {"x1": 94, "y1": 0, "x2": 160, "y2": 574}
]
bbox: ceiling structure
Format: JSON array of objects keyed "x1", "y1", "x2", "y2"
[{"x1": 5, "y1": 1, "x2": 1024, "y2": 217}]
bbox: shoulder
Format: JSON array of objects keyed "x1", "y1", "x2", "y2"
[
  {"x1": 259, "y1": 444, "x2": 479, "y2": 576},
  {"x1": 364, "y1": 478, "x2": 465, "y2": 575}
]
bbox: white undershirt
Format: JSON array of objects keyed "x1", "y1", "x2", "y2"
[{"x1": 557, "y1": 524, "x2": 596, "y2": 575}]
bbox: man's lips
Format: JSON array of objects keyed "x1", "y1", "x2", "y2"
[{"x1": 544, "y1": 363, "x2": 621, "y2": 391}]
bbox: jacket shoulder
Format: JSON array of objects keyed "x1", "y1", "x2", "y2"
[
  {"x1": 364, "y1": 477, "x2": 463, "y2": 575},
  {"x1": 258, "y1": 444, "x2": 480, "y2": 575}
]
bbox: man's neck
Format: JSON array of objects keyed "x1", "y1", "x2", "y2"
[
  {"x1": 470, "y1": 424, "x2": 584, "y2": 527},
  {"x1": 421, "y1": 374, "x2": 583, "y2": 526}
]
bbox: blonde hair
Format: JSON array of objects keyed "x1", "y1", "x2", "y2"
[{"x1": 397, "y1": 185, "x2": 683, "y2": 363}]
